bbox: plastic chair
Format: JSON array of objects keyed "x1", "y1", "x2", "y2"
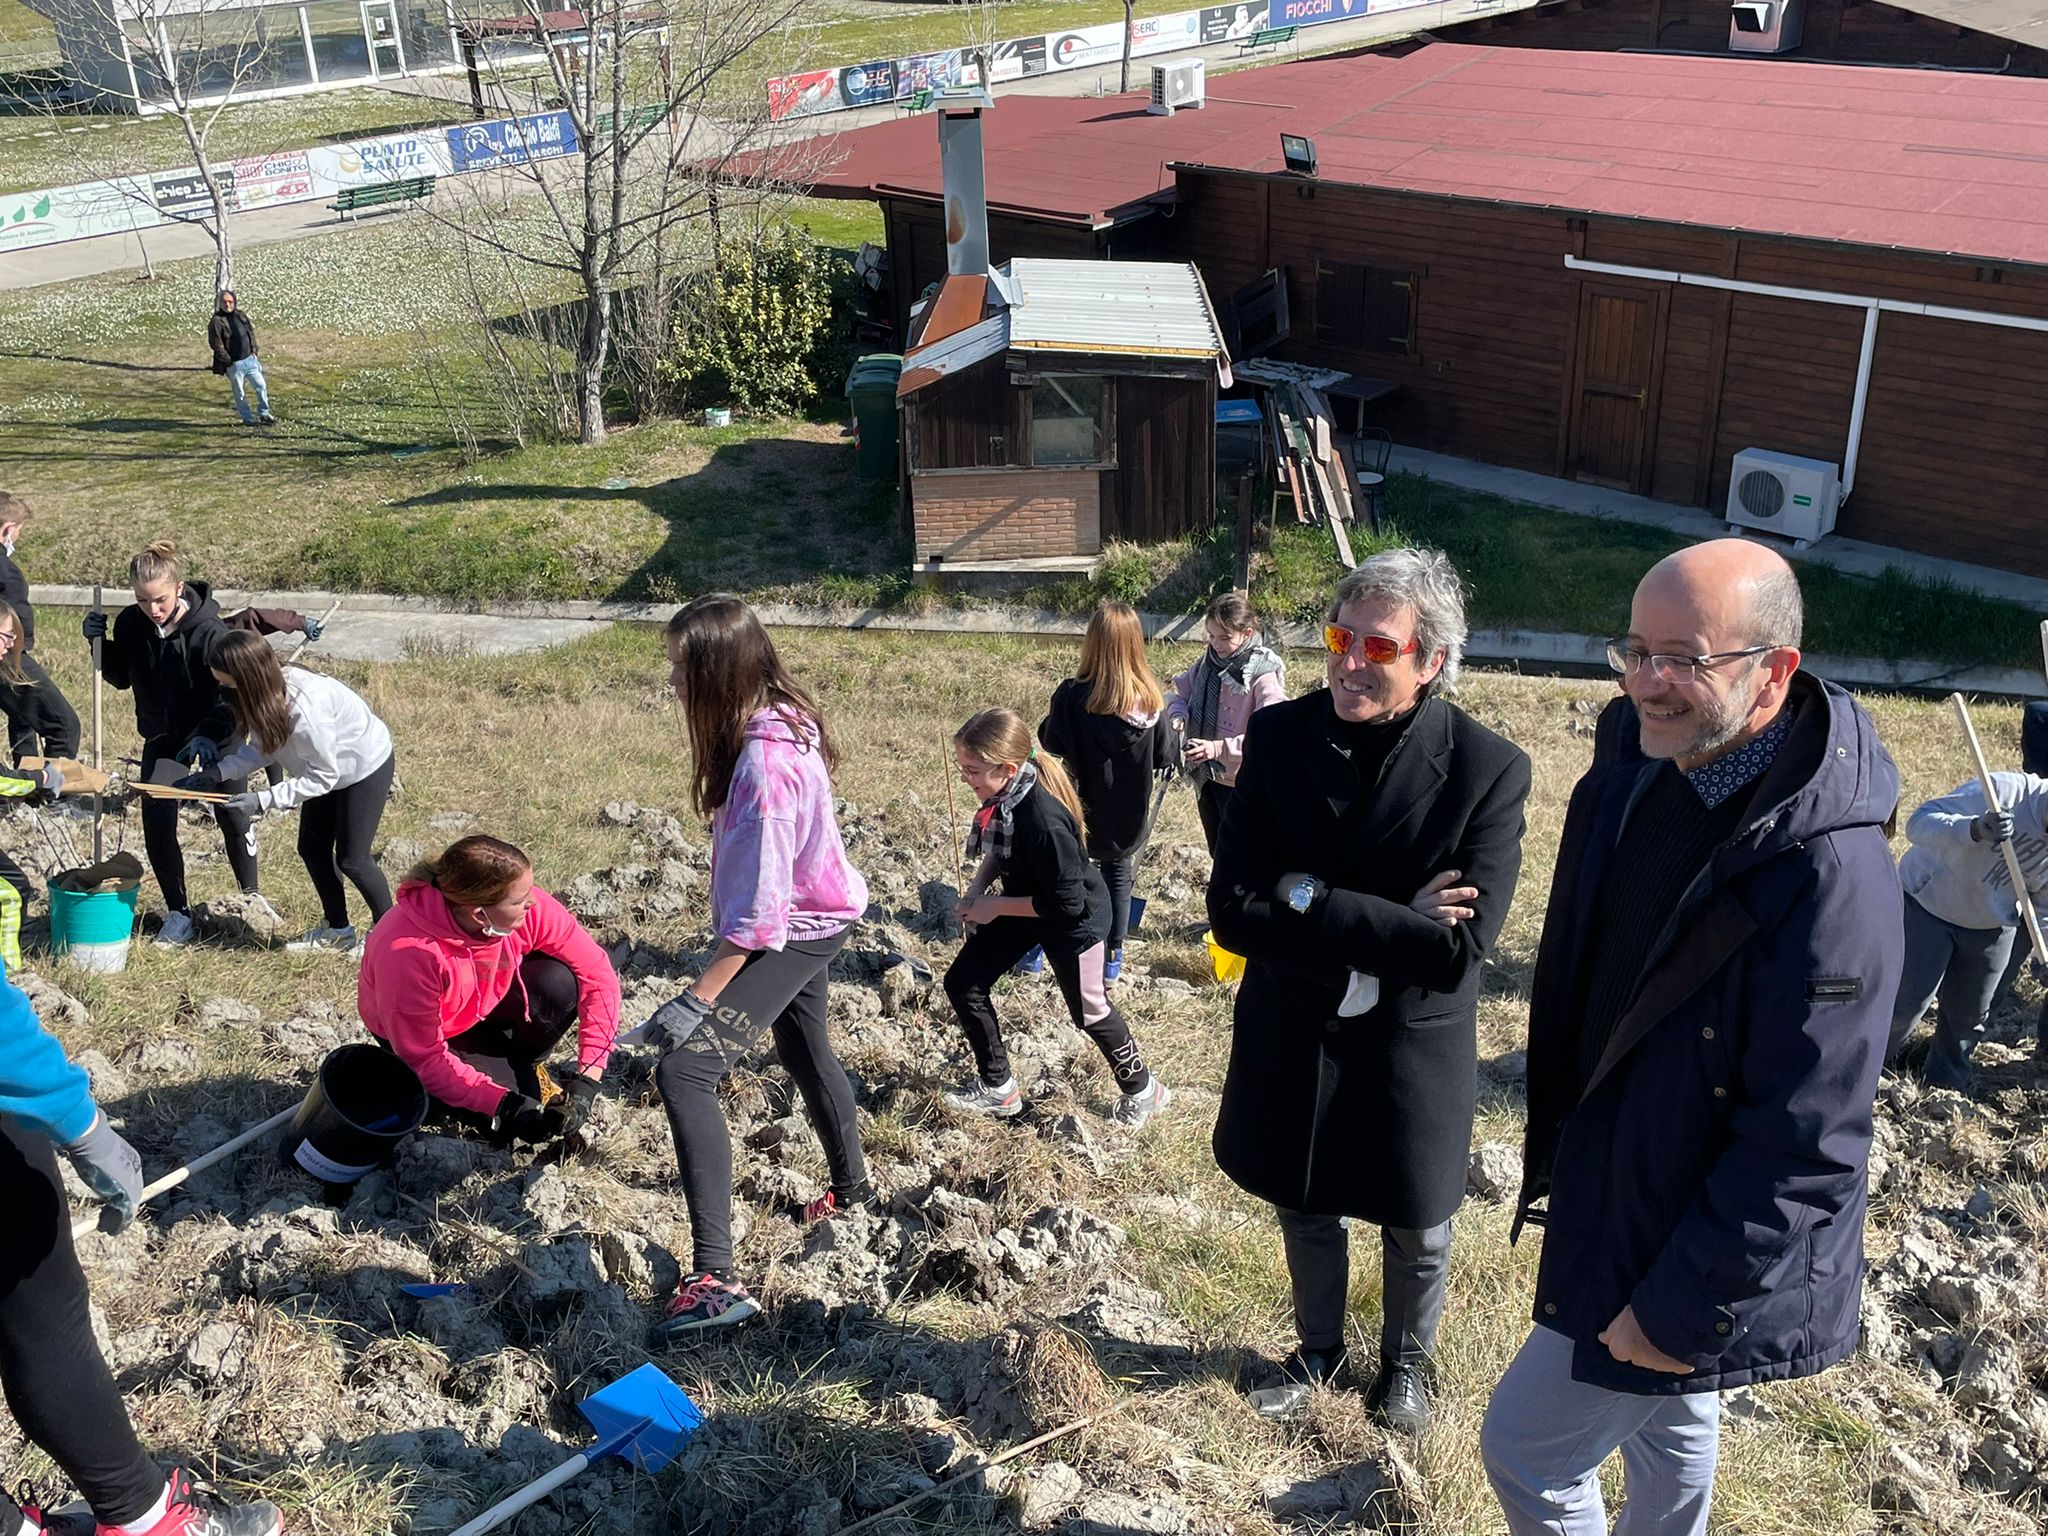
[{"x1": 1353, "y1": 428, "x2": 1393, "y2": 532}]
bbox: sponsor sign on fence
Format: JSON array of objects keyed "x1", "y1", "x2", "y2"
[
  {"x1": 152, "y1": 165, "x2": 237, "y2": 218},
  {"x1": 446, "y1": 110, "x2": 579, "y2": 173},
  {"x1": 232, "y1": 150, "x2": 316, "y2": 211},
  {"x1": 307, "y1": 129, "x2": 453, "y2": 189}
]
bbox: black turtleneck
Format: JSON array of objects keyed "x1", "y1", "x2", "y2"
[{"x1": 1327, "y1": 691, "x2": 1420, "y2": 795}]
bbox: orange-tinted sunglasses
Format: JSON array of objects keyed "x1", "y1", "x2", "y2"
[{"x1": 1322, "y1": 624, "x2": 1420, "y2": 664}]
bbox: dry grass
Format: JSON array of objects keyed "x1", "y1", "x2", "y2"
[{"x1": 8, "y1": 618, "x2": 2043, "y2": 1535}]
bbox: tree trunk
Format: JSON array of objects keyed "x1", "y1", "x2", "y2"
[
  {"x1": 167, "y1": 103, "x2": 233, "y2": 293},
  {"x1": 578, "y1": 266, "x2": 611, "y2": 445},
  {"x1": 1120, "y1": 0, "x2": 1134, "y2": 93}
]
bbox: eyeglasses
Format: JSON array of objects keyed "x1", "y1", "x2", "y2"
[
  {"x1": 1323, "y1": 624, "x2": 1420, "y2": 664},
  {"x1": 1605, "y1": 640, "x2": 1776, "y2": 685}
]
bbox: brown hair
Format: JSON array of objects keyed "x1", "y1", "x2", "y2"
[
  {"x1": 1078, "y1": 600, "x2": 1165, "y2": 719},
  {"x1": 212, "y1": 630, "x2": 293, "y2": 754},
  {"x1": 405, "y1": 835, "x2": 533, "y2": 909},
  {"x1": 0, "y1": 601, "x2": 26, "y2": 688},
  {"x1": 1204, "y1": 590, "x2": 1260, "y2": 636},
  {"x1": 955, "y1": 707, "x2": 1087, "y2": 834},
  {"x1": 667, "y1": 593, "x2": 838, "y2": 818},
  {"x1": 129, "y1": 540, "x2": 183, "y2": 587},
  {"x1": 0, "y1": 492, "x2": 31, "y2": 530}
]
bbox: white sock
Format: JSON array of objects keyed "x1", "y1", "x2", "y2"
[
  {"x1": 114, "y1": 1479, "x2": 172, "y2": 1535},
  {"x1": 11, "y1": 1509, "x2": 34, "y2": 1536}
]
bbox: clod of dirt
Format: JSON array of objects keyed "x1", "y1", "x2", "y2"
[
  {"x1": 182, "y1": 1320, "x2": 251, "y2": 1384},
  {"x1": 1065, "y1": 1490, "x2": 1193, "y2": 1534},
  {"x1": 123, "y1": 1035, "x2": 200, "y2": 1076},
  {"x1": 198, "y1": 890, "x2": 287, "y2": 945},
  {"x1": 195, "y1": 995, "x2": 261, "y2": 1031},
  {"x1": 1467, "y1": 1141, "x2": 1521, "y2": 1202},
  {"x1": 72, "y1": 1048, "x2": 127, "y2": 1100},
  {"x1": 19, "y1": 972, "x2": 89, "y2": 1031},
  {"x1": 1012, "y1": 1462, "x2": 1084, "y2": 1530},
  {"x1": 264, "y1": 1012, "x2": 347, "y2": 1065}
]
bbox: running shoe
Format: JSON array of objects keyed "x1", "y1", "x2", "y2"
[
  {"x1": 943, "y1": 1077, "x2": 1023, "y2": 1118},
  {"x1": 1111, "y1": 1076, "x2": 1172, "y2": 1129},
  {"x1": 652, "y1": 1272, "x2": 760, "y2": 1341},
  {"x1": 284, "y1": 924, "x2": 357, "y2": 952},
  {"x1": 95, "y1": 1467, "x2": 283, "y2": 1536}
]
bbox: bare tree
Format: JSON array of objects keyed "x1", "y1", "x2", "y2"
[{"x1": 428, "y1": 0, "x2": 837, "y2": 446}]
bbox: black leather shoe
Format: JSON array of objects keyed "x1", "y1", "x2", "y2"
[
  {"x1": 1367, "y1": 1361, "x2": 1431, "y2": 1436},
  {"x1": 1247, "y1": 1344, "x2": 1348, "y2": 1418}
]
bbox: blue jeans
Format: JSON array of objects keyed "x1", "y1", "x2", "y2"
[
  {"x1": 1482, "y1": 1325, "x2": 1720, "y2": 1536},
  {"x1": 227, "y1": 355, "x2": 270, "y2": 422}
]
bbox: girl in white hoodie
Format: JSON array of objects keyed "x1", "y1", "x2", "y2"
[{"x1": 199, "y1": 630, "x2": 395, "y2": 950}]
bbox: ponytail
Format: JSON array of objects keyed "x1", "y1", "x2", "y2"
[{"x1": 954, "y1": 707, "x2": 1088, "y2": 836}]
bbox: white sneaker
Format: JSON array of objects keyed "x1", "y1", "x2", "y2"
[
  {"x1": 286, "y1": 924, "x2": 358, "y2": 952},
  {"x1": 944, "y1": 1077, "x2": 1023, "y2": 1118},
  {"x1": 154, "y1": 910, "x2": 197, "y2": 947},
  {"x1": 1112, "y1": 1076, "x2": 1172, "y2": 1129}
]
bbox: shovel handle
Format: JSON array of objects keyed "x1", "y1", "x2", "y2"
[
  {"x1": 1948, "y1": 693, "x2": 2048, "y2": 964},
  {"x1": 92, "y1": 584, "x2": 103, "y2": 863},
  {"x1": 72, "y1": 1105, "x2": 298, "y2": 1240},
  {"x1": 446, "y1": 1452, "x2": 594, "y2": 1536}
]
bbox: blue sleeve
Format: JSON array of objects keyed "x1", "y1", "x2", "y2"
[{"x1": 0, "y1": 978, "x2": 99, "y2": 1146}]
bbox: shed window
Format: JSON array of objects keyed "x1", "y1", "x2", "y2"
[
  {"x1": 1031, "y1": 374, "x2": 1106, "y2": 465},
  {"x1": 1315, "y1": 262, "x2": 1417, "y2": 356}
]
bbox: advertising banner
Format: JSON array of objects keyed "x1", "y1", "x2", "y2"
[
  {"x1": 988, "y1": 34, "x2": 1047, "y2": 81},
  {"x1": 769, "y1": 68, "x2": 839, "y2": 119},
  {"x1": 152, "y1": 165, "x2": 237, "y2": 218},
  {"x1": 1131, "y1": 10, "x2": 1203, "y2": 57},
  {"x1": 895, "y1": 48, "x2": 979, "y2": 97},
  {"x1": 1044, "y1": 22, "x2": 1124, "y2": 70},
  {"x1": 838, "y1": 59, "x2": 896, "y2": 108},
  {"x1": 307, "y1": 128, "x2": 452, "y2": 190},
  {"x1": 1272, "y1": 0, "x2": 1367, "y2": 26},
  {"x1": 1200, "y1": 1, "x2": 1270, "y2": 41},
  {"x1": 445, "y1": 110, "x2": 579, "y2": 173},
  {"x1": 231, "y1": 149, "x2": 315, "y2": 211},
  {"x1": 0, "y1": 179, "x2": 158, "y2": 254}
]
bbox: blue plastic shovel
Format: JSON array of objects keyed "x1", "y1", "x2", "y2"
[{"x1": 447, "y1": 1364, "x2": 702, "y2": 1536}]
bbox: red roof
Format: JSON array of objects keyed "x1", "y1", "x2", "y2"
[{"x1": 795, "y1": 43, "x2": 2048, "y2": 266}]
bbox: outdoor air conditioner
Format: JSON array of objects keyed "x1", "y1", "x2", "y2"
[
  {"x1": 1149, "y1": 59, "x2": 1206, "y2": 116},
  {"x1": 1729, "y1": 0, "x2": 1804, "y2": 53},
  {"x1": 1725, "y1": 448, "x2": 1841, "y2": 546}
]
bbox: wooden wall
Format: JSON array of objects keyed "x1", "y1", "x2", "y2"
[
  {"x1": 904, "y1": 355, "x2": 1029, "y2": 471},
  {"x1": 1438, "y1": 0, "x2": 2048, "y2": 73}
]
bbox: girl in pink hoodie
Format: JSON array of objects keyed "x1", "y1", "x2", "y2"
[
  {"x1": 358, "y1": 835, "x2": 620, "y2": 1148},
  {"x1": 638, "y1": 595, "x2": 872, "y2": 1340}
]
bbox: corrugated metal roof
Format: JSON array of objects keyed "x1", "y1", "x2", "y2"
[
  {"x1": 897, "y1": 311, "x2": 1009, "y2": 397},
  {"x1": 1005, "y1": 259, "x2": 1225, "y2": 358}
]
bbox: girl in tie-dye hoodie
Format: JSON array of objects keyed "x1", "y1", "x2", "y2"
[{"x1": 644, "y1": 594, "x2": 873, "y2": 1340}]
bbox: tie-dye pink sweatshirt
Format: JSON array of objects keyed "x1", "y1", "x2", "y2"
[{"x1": 711, "y1": 707, "x2": 869, "y2": 950}]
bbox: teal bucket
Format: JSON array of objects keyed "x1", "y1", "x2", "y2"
[{"x1": 49, "y1": 885, "x2": 140, "y2": 974}]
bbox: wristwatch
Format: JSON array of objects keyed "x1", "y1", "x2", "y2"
[{"x1": 1285, "y1": 876, "x2": 1323, "y2": 914}]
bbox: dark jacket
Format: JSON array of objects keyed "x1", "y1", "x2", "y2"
[
  {"x1": 1516, "y1": 674, "x2": 1901, "y2": 1395},
  {"x1": 994, "y1": 780, "x2": 1110, "y2": 958},
  {"x1": 3, "y1": 659, "x2": 79, "y2": 762},
  {"x1": 1038, "y1": 679, "x2": 1178, "y2": 860},
  {"x1": 207, "y1": 308, "x2": 256, "y2": 373},
  {"x1": 1208, "y1": 689, "x2": 1532, "y2": 1229},
  {"x1": 0, "y1": 549, "x2": 31, "y2": 652},
  {"x1": 94, "y1": 579, "x2": 238, "y2": 750}
]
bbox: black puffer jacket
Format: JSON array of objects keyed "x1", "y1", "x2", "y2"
[
  {"x1": 94, "y1": 579, "x2": 239, "y2": 750},
  {"x1": 1038, "y1": 679, "x2": 1178, "y2": 860}
]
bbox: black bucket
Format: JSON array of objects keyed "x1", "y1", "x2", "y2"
[{"x1": 278, "y1": 1044, "x2": 429, "y2": 1187}]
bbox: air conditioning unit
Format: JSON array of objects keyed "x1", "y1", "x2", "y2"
[
  {"x1": 1148, "y1": 59, "x2": 1206, "y2": 116},
  {"x1": 1729, "y1": 0, "x2": 1804, "y2": 52},
  {"x1": 1725, "y1": 448, "x2": 1841, "y2": 546}
]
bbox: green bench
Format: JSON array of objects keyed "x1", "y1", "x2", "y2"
[
  {"x1": 593, "y1": 103, "x2": 664, "y2": 137},
  {"x1": 1237, "y1": 23, "x2": 1298, "y2": 53},
  {"x1": 329, "y1": 175, "x2": 436, "y2": 220},
  {"x1": 899, "y1": 87, "x2": 933, "y2": 115}
]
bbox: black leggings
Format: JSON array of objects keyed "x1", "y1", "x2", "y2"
[
  {"x1": 139, "y1": 737, "x2": 257, "y2": 915},
  {"x1": 943, "y1": 918, "x2": 1150, "y2": 1094},
  {"x1": 434, "y1": 952, "x2": 582, "y2": 1122},
  {"x1": 0, "y1": 1118, "x2": 163, "y2": 1530},
  {"x1": 654, "y1": 932, "x2": 869, "y2": 1276},
  {"x1": 4, "y1": 656, "x2": 79, "y2": 760},
  {"x1": 1096, "y1": 855, "x2": 1136, "y2": 954},
  {"x1": 1196, "y1": 780, "x2": 1233, "y2": 857},
  {"x1": 298, "y1": 754, "x2": 395, "y2": 929}
]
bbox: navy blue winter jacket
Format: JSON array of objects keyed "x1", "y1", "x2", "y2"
[{"x1": 1515, "y1": 674, "x2": 1902, "y2": 1394}]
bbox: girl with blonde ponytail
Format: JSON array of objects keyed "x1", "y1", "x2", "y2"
[{"x1": 942, "y1": 708, "x2": 1170, "y2": 1128}]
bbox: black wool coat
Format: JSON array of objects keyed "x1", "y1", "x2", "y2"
[{"x1": 1209, "y1": 688, "x2": 1532, "y2": 1228}]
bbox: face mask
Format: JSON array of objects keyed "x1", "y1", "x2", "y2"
[
  {"x1": 475, "y1": 910, "x2": 517, "y2": 939},
  {"x1": 2, "y1": 540, "x2": 13, "y2": 557}
]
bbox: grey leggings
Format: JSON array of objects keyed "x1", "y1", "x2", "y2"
[{"x1": 1887, "y1": 893, "x2": 2013, "y2": 1089}]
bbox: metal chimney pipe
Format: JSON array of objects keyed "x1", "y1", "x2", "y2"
[{"x1": 937, "y1": 106, "x2": 990, "y2": 278}]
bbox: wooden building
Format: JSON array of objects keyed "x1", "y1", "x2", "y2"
[{"x1": 800, "y1": 45, "x2": 2048, "y2": 578}]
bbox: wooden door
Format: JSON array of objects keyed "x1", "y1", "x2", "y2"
[{"x1": 1566, "y1": 283, "x2": 1666, "y2": 493}]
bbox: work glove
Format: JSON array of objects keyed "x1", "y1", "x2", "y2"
[
  {"x1": 301, "y1": 616, "x2": 324, "y2": 642},
  {"x1": 34, "y1": 762, "x2": 64, "y2": 802},
  {"x1": 82, "y1": 611, "x2": 108, "y2": 642},
  {"x1": 175, "y1": 737, "x2": 220, "y2": 771},
  {"x1": 223, "y1": 791, "x2": 263, "y2": 817},
  {"x1": 490, "y1": 1091, "x2": 562, "y2": 1147},
  {"x1": 1972, "y1": 808, "x2": 2016, "y2": 844},
  {"x1": 641, "y1": 989, "x2": 714, "y2": 1052},
  {"x1": 173, "y1": 767, "x2": 222, "y2": 792},
  {"x1": 555, "y1": 1072, "x2": 601, "y2": 1139},
  {"x1": 64, "y1": 1112, "x2": 144, "y2": 1234}
]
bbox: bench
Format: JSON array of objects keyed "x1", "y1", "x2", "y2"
[
  {"x1": 593, "y1": 103, "x2": 664, "y2": 137},
  {"x1": 1236, "y1": 23, "x2": 1297, "y2": 53},
  {"x1": 899, "y1": 87, "x2": 933, "y2": 115},
  {"x1": 329, "y1": 175, "x2": 436, "y2": 220}
]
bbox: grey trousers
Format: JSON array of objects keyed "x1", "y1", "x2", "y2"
[
  {"x1": 1887, "y1": 893, "x2": 2013, "y2": 1090},
  {"x1": 1273, "y1": 1205, "x2": 1451, "y2": 1363},
  {"x1": 1482, "y1": 1325, "x2": 1720, "y2": 1536}
]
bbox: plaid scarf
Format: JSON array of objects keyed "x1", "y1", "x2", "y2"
[
  {"x1": 966, "y1": 759, "x2": 1038, "y2": 867},
  {"x1": 1188, "y1": 646, "x2": 1251, "y2": 742}
]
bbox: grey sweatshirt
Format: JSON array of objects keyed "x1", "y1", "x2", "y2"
[{"x1": 1899, "y1": 771, "x2": 2048, "y2": 931}]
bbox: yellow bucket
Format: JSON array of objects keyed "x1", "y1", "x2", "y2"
[{"x1": 1203, "y1": 930, "x2": 1246, "y2": 985}]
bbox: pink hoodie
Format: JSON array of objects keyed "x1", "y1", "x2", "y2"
[
  {"x1": 358, "y1": 882, "x2": 621, "y2": 1114},
  {"x1": 712, "y1": 707, "x2": 868, "y2": 950}
]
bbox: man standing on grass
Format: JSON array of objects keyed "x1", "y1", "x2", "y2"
[
  {"x1": 207, "y1": 289, "x2": 276, "y2": 427},
  {"x1": 1484, "y1": 539, "x2": 1901, "y2": 1536}
]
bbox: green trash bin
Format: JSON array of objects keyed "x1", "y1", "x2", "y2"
[{"x1": 845, "y1": 353, "x2": 903, "y2": 479}]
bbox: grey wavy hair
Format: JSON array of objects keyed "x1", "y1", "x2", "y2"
[{"x1": 1328, "y1": 546, "x2": 1469, "y2": 693}]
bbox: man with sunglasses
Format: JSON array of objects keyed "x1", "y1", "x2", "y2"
[
  {"x1": 1209, "y1": 548, "x2": 1532, "y2": 1433},
  {"x1": 1484, "y1": 538, "x2": 1901, "y2": 1536}
]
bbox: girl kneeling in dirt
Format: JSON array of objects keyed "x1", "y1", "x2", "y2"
[
  {"x1": 943, "y1": 708, "x2": 1170, "y2": 1127},
  {"x1": 189, "y1": 630, "x2": 396, "y2": 952},
  {"x1": 637, "y1": 595, "x2": 875, "y2": 1339},
  {"x1": 359, "y1": 835, "x2": 619, "y2": 1150}
]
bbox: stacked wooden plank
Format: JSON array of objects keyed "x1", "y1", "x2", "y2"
[{"x1": 1262, "y1": 380, "x2": 1356, "y2": 569}]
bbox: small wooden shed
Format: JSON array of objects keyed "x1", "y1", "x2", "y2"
[{"x1": 898, "y1": 257, "x2": 1231, "y2": 567}]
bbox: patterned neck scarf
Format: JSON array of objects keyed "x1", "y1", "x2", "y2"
[
  {"x1": 1189, "y1": 646, "x2": 1250, "y2": 742},
  {"x1": 967, "y1": 759, "x2": 1038, "y2": 866}
]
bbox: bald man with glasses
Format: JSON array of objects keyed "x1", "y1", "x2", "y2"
[{"x1": 1484, "y1": 539, "x2": 1902, "y2": 1536}]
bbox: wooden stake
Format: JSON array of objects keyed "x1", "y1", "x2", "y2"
[
  {"x1": 283, "y1": 599, "x2": 343, "y2": 667},
  {"x1": 91, "y1": 584, "x2": 103, "y2": 865},
  {"x1": 837, "y1": 1410, "x2": 1110, "y2": 1536},
  {"x1": 1949, "y1": 692, "x2": 2048, "y2": 964},
  {"x1": 942, "y1": 739, "x2": 965, "y2": 897}
]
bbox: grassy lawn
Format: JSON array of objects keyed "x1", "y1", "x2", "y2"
[
  {"x1": 6, "y1": 621, "x2": 2038, "y2": 1535},
  {"x1": 0, "y1": 0, "x2": 53, "y2": 51}
]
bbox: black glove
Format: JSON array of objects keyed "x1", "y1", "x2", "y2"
[
  {"x1": 490, "y1": 1092, "x2": 562, "y2": 1147},
  {"x1": 82, "y1": 611, "x2": 108, "y2": 642},
  {"x1": 642, "y1": 990, "x2": 713, "y2": 1052},
  {"x1": 175, "y1": 737, "x2": 220, "y2": 770},
  {"x1": 173, "y1": 768, "x2": 222, "y2": 792},
  {"x1": 1972, "y1": 808, "x2": 2016, "y2": 845},
  {"x1": 555, "y1": 1072, "x2": 600, "y2": 1139},
  {"x1": 64, "y1": 1113, "x2": 144, "y2": 1234}
]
